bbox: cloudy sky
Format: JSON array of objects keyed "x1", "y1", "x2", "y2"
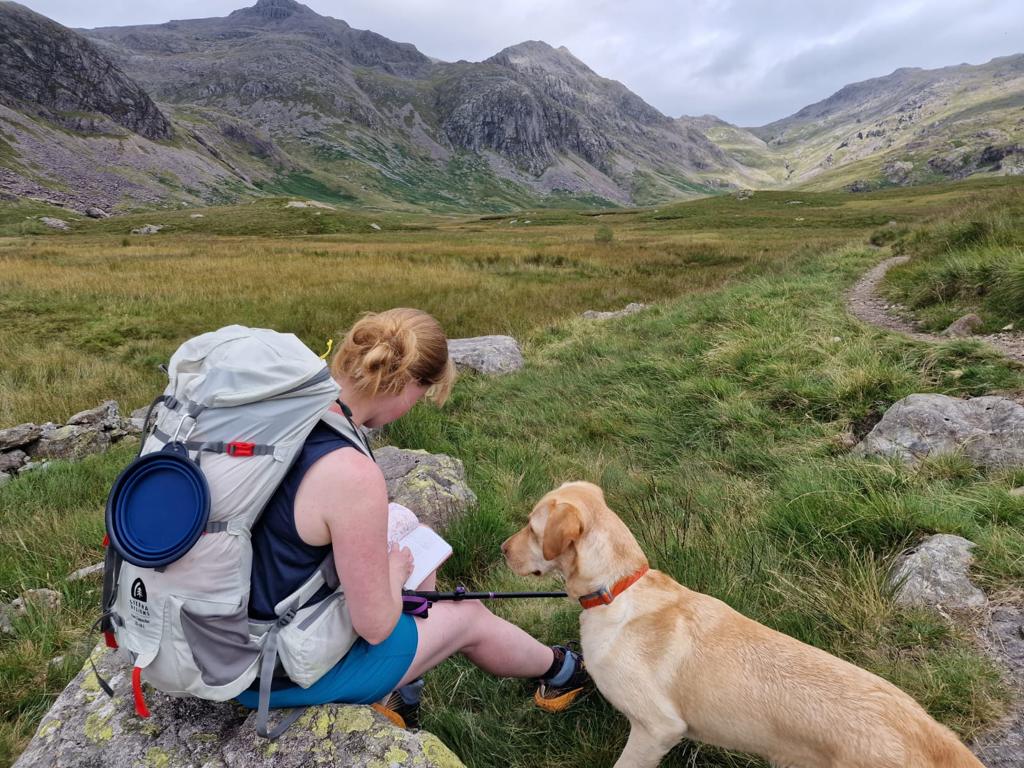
[{"x1": 19, "y1": 0, "x2": 1024, "y2": 126}]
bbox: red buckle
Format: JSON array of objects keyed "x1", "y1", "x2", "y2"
[
  {"x1": 226, "y1": 441, "x2": 255, "y2": 457},
  {"x1": 104, "y1": 630, "x2": 118, "y2": 649},
  {"x1": 102, "y1": 533, "x2": 109, "y2": 548}
]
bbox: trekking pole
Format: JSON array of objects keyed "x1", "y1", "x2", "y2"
[{"x1": 401, "y1": 584, "x2": 567, "y2": 616}]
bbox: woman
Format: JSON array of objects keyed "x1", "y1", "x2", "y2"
[{"x1": 236, "y1": 308, "x2": 588, "y2": 727}]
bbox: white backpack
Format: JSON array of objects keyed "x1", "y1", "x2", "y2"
[{"x1": 100, "y1": 325, "x2": 373, "y2": 738}]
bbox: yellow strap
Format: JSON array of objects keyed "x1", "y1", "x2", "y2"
[{"x1": 319, "y1": 338, "x2": 334, "y2": 360}]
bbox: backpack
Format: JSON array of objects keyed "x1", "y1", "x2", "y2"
[{"x1": 98, "y1": 325, "x2": 374, "y2": 738}]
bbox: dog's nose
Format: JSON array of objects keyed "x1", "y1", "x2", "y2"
[{"x1": 500, "y1": 537, "x2": 510, "y2": 555}]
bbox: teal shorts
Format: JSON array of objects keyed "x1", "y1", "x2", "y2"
[{"x1": 236, "y1": 614, "x2": 419, "y2": 708}]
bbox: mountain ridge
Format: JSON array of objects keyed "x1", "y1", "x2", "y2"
[{"x1": 0, "y1": 0, "x2": 1020, "y2": 212}]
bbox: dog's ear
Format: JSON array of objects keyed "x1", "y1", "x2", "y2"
[{"x1": 542, "y1": 501, "x2": 583, "y2": 561}]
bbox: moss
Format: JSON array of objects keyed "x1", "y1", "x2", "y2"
[
  {"x1": 264, "y1": 740, "x2": 279, "y2": 757},
  {"x1": 419, "y1": 733, "x2": 465, "y2": 767},
  {"x1": 336, "y1": 706, "x2": 374, "y2": 733},
  {"x1": 83, "y1": 711, "x2": 114, "y2": 743},
  {"x1": 36, "y1": 719, "x2": 61, "y2": 740},
  {"x1": 144, "y1": 747, "x2": 170, "y2": 768},
  {"x1": 384, "y1": 746, "x2": 410, "y2": 764}
]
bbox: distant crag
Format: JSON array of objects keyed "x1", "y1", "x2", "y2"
[{"x1": 0, "y1": 1, "x2": 170, "y2": 140}]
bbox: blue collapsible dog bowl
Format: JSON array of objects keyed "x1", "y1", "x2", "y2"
[{"x1": 105, "y1": 442, "x2": 210, "y2": 568}]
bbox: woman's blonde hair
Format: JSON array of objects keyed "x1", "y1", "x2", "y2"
[{"x1": 331, "y1": 308, "x2": 455, "y2": 405}]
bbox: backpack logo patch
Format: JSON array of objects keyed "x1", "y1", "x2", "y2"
[
  {"x1": 128, "y1": 578, "x2": 151, "y2": 630},
  {"x1": 131, "y1": 578, "x2": 148, "y2": 602}
]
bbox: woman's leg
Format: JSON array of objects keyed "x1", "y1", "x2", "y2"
[{"x1": 396, "y1": 599, "x2": 553, "y2": 687}]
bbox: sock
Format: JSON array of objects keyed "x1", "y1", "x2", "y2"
[
  {"x1": 397, "y1": 677, "x2": 424, "y2": 706},
  {"x1": 541, "y1": 646, "x2": 578, "y2": 687}
]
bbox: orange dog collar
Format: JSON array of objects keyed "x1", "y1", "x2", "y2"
[{"x1": 578, "y1": 565, "x2": 649, "y2": 609}]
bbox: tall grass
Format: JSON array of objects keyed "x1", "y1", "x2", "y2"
[{"x1": 2, "y1": 178, "x2": 1024, "y2": 766}]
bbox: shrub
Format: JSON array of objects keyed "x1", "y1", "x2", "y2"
[{"x1": 594, "y1": 225, "x2": 613, "y2": 244}]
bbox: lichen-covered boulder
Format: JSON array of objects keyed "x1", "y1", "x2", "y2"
[
  {"x1": 890, "y1": 534, "x2": 987, "y2": 612},
  {"x1": 31, "y1": 424, "x2": 112, "y2": 460},
  {"x1": 854, "y1": 394, "x2": 1024, "y2": 468},
  {"x1": 447, "y1": 336, "x2": 524, "y2": 375},
  {"x1": 378, "y1": 447, "x2": 477, "y2": 531},
  {"x1": 13, "y1": 645, "x2": 464, "y2": 768}
]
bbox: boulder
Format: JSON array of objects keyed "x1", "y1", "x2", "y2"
[
  {"x1": 31, "y1": 424, "x2": 111, "y2": 461},
  {"x1": 0, "y1": 449, "x2": 28, "y2": 473},
  {"x1": 890, "y1": 534, "x2": 987, "y2": 612},
  {"x1": 67, "y1": 400, "x2": 121, "y2": 429},
  {"x1": 84, "y1": 207, "x2": 108, "y2": 219},
  {"x1": 942, "y1": 313, "x2": 983, "y2": 338},
  {"x1": 12, "y1": 645, "x2": 464, "y2": 768},
  {"x1": 131, "y1": 224, "x2": 163, "y2": 235},
  {"x1": 854, "y1": 394, "x2": 1024, "y2": 468},
  {"x1": 447, "y1": 336, "x2": 524, "y2": 375},
  {"x1": 11, "y1": 588, "x2": 62, "y2": 616},
  {"x1": 40, "y1": 217, "x2": 69, "y2": 230},
  {"x1": 378, "y1": 447, "x2": 477, "y2": 531},
  {"x1": 582, "y1": 302, "x2": 650, "y2": 320},
  {"x1": 0, "y1": 423, "x2": 43, "y2": 450}
]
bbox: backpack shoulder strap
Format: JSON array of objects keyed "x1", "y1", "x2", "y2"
[{"x1": 319, "y1": 407, "x2": 374, "y2": 461}]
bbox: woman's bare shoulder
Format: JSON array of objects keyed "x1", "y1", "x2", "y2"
[{"x1": 302, "y1": 446, "x2": 384, "y2": 497}]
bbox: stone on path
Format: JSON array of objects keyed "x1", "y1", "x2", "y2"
[
  {"x1": 890, "y1": 534, "x2": 987, "y2": 612},
  {"x1": 854, "y1": 394, "x2": 1024, "y2": 468},
  {"x1": 943, "y1": 313, "x2": 983, "y2": 338},
  {"x1": 447, "y1": 336, "x2": 524, "y2": 375}
]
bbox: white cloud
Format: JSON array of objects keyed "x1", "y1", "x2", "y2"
[{"x1": 17, "y1": 0, "x2": 1024, "y2": 125}]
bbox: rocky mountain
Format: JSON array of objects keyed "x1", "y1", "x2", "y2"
[
  {"x1": 78, "y1": 0, "x2": 768, "y2": 209},
  {"x1": 747, "y1": 55, "x2": 1024, "y2": 190},
  {"x1": 0, "y1": 1, "x2": 271, "y2": 211},
  {"x1": 0, "y1": 0, "x2": 1020, "y2": 212}
]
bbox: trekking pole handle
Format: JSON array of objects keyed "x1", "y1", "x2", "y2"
[{"x1": 404, "y1": 587, "x2": 568, "y2": 601}]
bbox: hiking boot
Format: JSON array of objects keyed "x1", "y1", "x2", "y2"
[
  {"x1": 534, "y1": 645, "x2": 591, "y2": 713},
  {"x1": 372, "y1": 678, "x2": 423, "y2": 729}
]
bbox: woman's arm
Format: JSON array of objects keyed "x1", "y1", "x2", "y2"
[{"x1": 294, "y1": 449, "x2": 413, "y2": 645}]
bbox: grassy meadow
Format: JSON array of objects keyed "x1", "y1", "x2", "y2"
[{"x1": 2, "y1": 177, "x2": 1024, "y2": 767}]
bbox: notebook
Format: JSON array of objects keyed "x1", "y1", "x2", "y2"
[{"x1": 387, "y1": 502, "x2": 453, "y2": 589}]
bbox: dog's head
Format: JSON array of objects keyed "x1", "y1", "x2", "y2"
[{"x1": 502, "y1": 481, "x2": 646, "y2": 596}]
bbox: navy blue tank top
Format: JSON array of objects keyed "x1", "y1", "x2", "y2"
[{"x1": 248, "y1": 421, "x2": 364, "y2": 621}]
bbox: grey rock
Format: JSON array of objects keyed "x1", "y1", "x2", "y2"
[
  {"x1": 890, "y1": 534, "x2": 987, "y2": 612},
  {"x1": 0, "y1": 423, "x2": 43, "y2": 451},
  {"x1": 130, "y1": 224, "x2": 163, "y2": 235},
  {"x1": 0, "y1": 604, "x2": 12, "y2": 634},
  {"x1": 943, "y1": 313, "x2": 984, "y2": 338},
  {"x1": 84, "y1": 207, "x2": 109, "y2": 219},
  {"x1": 971, "y1": 605, "x2": 1024, "y2": 766},
  {"x1": 0, "y1": 3, "x2": 171, "y2": 141},
  {"x1": 32, "y1": 425, "x2": 111, "y2": 461},
  {"x1": 0, "y1": 449, "x2": 29, "y2": 473},
  {"x1": 18, "y1": 460, "x2": 52, "y2": 475},
  {"x1": 67, "y1": 562, "x2": 105, "y2": 582},
  {"x1": 67, "y1": 400, "x2": 120, "y2": 429},
  {"x1": 12, "y1": 643, "x2": 464, "y2": 768},
  {"x1": 447, "y1": 336, "x2": 524, "y2": 375},
  {"x1": 0, "y1": 473, "x2": 11, "y2": 488},
  {"x1": 854, "y1": 394, "x2": 1024, "y2": 468},
  {"x1": 11, "y1": 588, "x2": 62, "y2": 616},
  {"x1": 581, "y1": 302, "x2": 650, "y2": 320},
  {"x1": 1010, "y1": 487, "x2": 1024, "y2": 497},
  {"x1": 377, "y1": 447, "x2": 477, "y2": 531},
  {"x1": 40, "y1": 217, "x2": 69, "y2": 230}
]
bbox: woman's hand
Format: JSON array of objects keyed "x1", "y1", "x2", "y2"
[{"x1": 388, "y1": 543, "x2": 415, "y2": 591}]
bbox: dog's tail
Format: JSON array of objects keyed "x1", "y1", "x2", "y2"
[{"x1": 909, "y1": 723, "x2": 985, "y2": 768}]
